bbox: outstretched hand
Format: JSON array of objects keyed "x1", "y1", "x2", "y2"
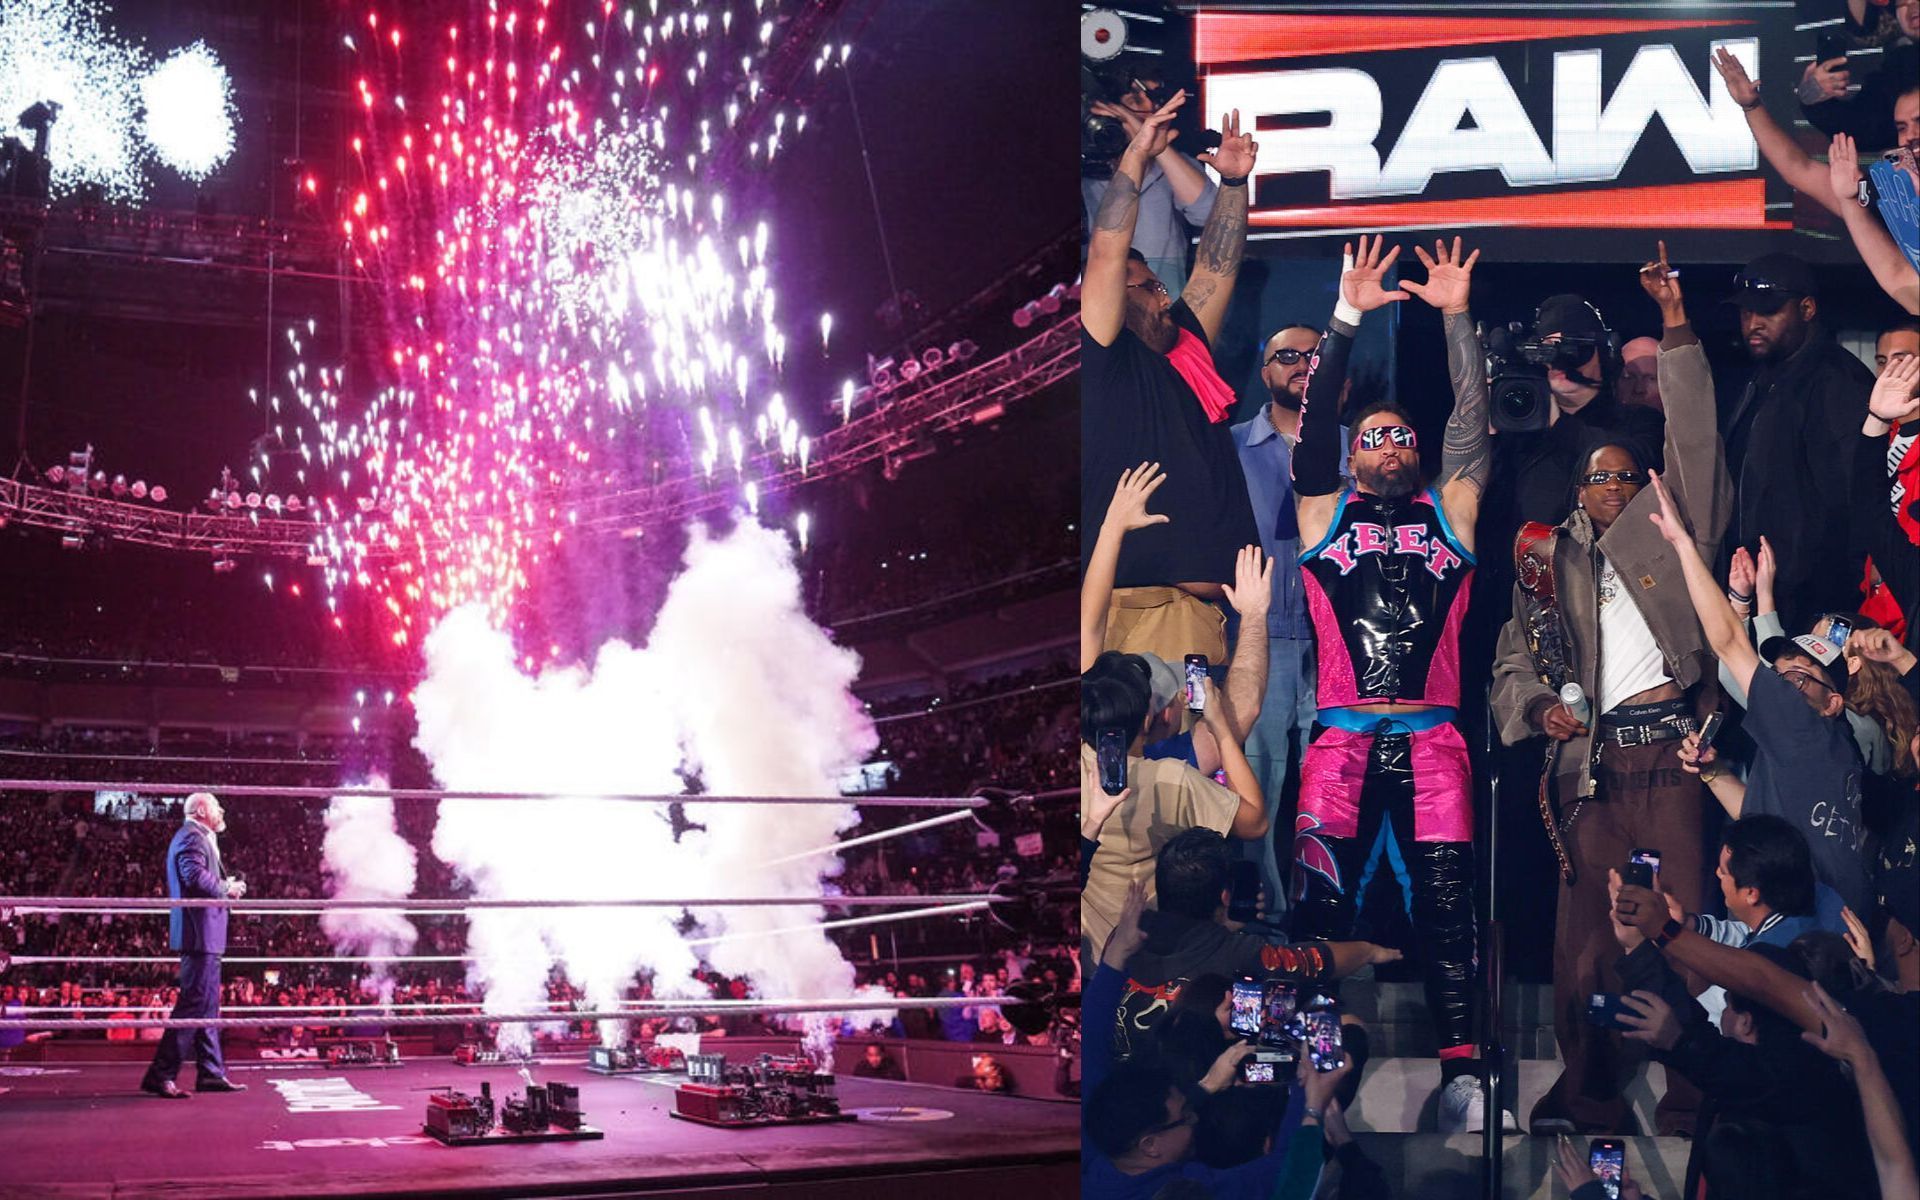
[
  {"x1": 1827, "y1": 132, "x2": 1865, "y2": 205},
  {"x1": 1801, "y1": 981, "x2": 1873, "y2": 1069},
  {"x1": 1404, "y1": 237, "x2": 1480, "y2": 315},
  {"x1": 1121, "y1": 91, "x2": 1186, "y2": 166},
  {"x1": 1643, "y1": 469, "x2": 1690, "y2": 550},
  {"x1": 1728, "y1": 546, "x2": 1756, "y2": 601},
  {"x1": 1713, "y1": 47, "x2": 1761, "y2": 109},
  {"x1": 1196, "y1": 107, "x2": 1257, "y2": 179},
  {"x1": 1870, "y1": 353, "x2": 1920, "y2": 424},
  {"x1": 1340, "y1": 234, "x2": 1410, "y2": 314},
  {"x1": 1222, "y1": 544, "x2": 1273, "y2": 620},
  {"x1": 1104, "y1": 462, "x2": 1172, "y2": 534},
  {"x1": 1638, "y1": 239, "x2": 1684, "y2": 319}
]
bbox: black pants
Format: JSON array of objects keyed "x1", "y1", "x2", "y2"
[
  {"x1": 1289, "y1": 729, "x2": 1478, "y2": 1053},
  {"x1": 143, "y1": 952, "x2": 225, "y2": 1085}
]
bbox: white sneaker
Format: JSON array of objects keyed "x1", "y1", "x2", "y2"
[{"x1": 1436, "y1": 1074, "x2": 1518, "y2": 1135}]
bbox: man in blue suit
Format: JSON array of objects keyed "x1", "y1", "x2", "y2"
[{"x1": 140, "y1": 792, "x2": 247, "y2": 1098}]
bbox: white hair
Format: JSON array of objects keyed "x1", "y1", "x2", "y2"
[{"x1": 184, "y1": 792, "x2": 219, "y2": 823}]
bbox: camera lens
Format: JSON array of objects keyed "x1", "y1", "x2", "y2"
[{"x1": 1497, "y1": 382, "x2": 1537, "y2": 421}]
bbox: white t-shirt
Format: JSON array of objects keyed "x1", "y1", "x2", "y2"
[{"x1": 1597, "y1": 555, "x2": 1671, "y2": 712}]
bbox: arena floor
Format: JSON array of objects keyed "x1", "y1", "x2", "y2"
[{"x1": 0, "y1": 1057, "x2": 1080, "y2": 1199}]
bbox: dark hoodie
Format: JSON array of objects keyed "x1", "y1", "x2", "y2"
[{"x1": 1110, "y1": 910, "x2": 1332, "y2": 1062}]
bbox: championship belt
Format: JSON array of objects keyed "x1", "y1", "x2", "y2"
[{"x1": 1514, "y1": 522, "x2": 1578, "y2": 883}]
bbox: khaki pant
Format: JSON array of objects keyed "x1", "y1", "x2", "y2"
[
  {"x1": 1535, "y1": 738, "x2": 1706, "y2": 1135},
  {"x1": 1105, "y1": 586, "x2": 1227, "y2": 665}
]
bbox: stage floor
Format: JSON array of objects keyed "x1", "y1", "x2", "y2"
[{"x1": 0, "y1": 1057, "x2": 1080, "y2": 1199}]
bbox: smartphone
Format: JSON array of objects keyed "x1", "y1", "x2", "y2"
[
  {"x1": 1590, "y1": 1137, "x2": 1626, "y2": 1200},
  {"x1": 1826, "y1": 615, "x2": 1853, "y2": 648},
  {"x1": 1184, "y1": 654, "x2": 1209, "y2": 711},
  {"x1": 1240, "y1": 1057, "x2": 1277, "y2": 1084},
  {"x1": 1629, "y1": 848, "x2": 1661, "y2": 887},
  {"x1": 1227, "y1": 860, "x2": 1261, "y2": 924},
  {"x1": 1260, "y1": 983, "x2": 1300, "y2": 1049},
  {"x1": 1302, "y1": 1010, "x2": 1343, "y2": 1073},
  {"x1": 1620, "y1": 860, "x2": 1653, "y2": 891},
  {"x1": 1816, "y1": 30, "x2": 1850, "y2": 68},
  {"x1": 1229, "y1": 979, "x2": 1263, "y2": 1038},
  {"x1": 1694, "y1": 710, "x2": 1724, "y2": 756},
  {"x1": 1585, "y1": 993, "x2": 1634, "y2": 1031},
  {"x1": 1096, "y1": 728, "x2": 1128, "y2": 796}
]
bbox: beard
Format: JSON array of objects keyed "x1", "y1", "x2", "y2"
[
  {"x1": 1355, "y1": 458, "x2": 1420, "y2": 499},
  {"x1": 1270, "y1": 379, "x2": 1305, "y2": 411},
  {"x1": 1127, "y1": 305, "x2": 1178, "y2": 355}
]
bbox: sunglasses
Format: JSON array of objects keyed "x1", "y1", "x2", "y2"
[
  {"x1": 1582, "y1": 470, "x2": 1646, "y2": 486},
  {"x1": 1264, "y1": 346, "x2": 1316, "y2": 367},
  {"x1": 1355, "y1": 425, "x2": 1417, "y2": 451},
  {"x1": 1128, "y1": 280, "x2": 1170, "y2": 297}
]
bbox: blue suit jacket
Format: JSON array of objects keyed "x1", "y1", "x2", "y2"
[{"x1": 166, "y1": 822, "x2": 228, "y2": 954}]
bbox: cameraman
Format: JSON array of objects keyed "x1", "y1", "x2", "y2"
[
  {"x1": 1081, "y1": 67, "x2": 1217, "y2": 299},
  {"x1": 1487, "y1": 294, "x2": 1667, "y2": 530}
]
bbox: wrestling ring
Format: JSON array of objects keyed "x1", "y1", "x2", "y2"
[{"x1": 0, "y1": 778, "x2": 1080, "y2": 1199}]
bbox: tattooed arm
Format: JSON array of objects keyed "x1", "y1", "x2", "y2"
[
  {"x1": 1182, "y1": 107, "x2": 1258, "y2": 346},
  {"x1": 1404, "y1": 238, "x2": 1488, "y2": 550},
  {"x1": 1086, "y1": 92, "x2": 1186, "y2": 346}
]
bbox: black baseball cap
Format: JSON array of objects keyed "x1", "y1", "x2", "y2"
[
  {"x1": 1727, "y1": 252, "x2": 1817, "y2": 314},
  {"x1": 1534, "y1": 294, "x2": 1609, "y2": 340},
  {"x1": 1758, "y1": 632, "x2": 1850, "y2": 697}
]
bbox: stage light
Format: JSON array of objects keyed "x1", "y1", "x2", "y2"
[
  {"x1": 130, "y1": 480, "x2": 147, "y2": 499},
  {"x1": 900, "y1": 359, "x2": 921, "y2": 382},
  {"x1": 1012, "y1": 301, "x2": 1038, "y2": 329},
  {"x1": 921, "y1": 346, "x2": 944, "y2": 370},
  {"x1": 60, "y1": 534, "x2": 84, "y2": 550},
  {"x1": 286, "y1": 495, "x2": 303, "y2": 512},
  {"x1": 90, "y1": 471, "x2": 107, "y2": 492},
  {"x1": 949, "y1": 339, "x2": 978, "y2": 362},
  {"x1": 44, "y1": 466, "x2": 64, "y2": 485},
  {"x1": 265, "y1": 494, "x2": 282, "y2": 512},
  {"x1": 110, "y1": 475, "x2": 128, "y2": 497},
  {"x1": 212, "y1": 556, "x2": 236, "y2": 573},
  {"x1": 148, "y1": 485, "x2": 166, "y2": 503},
  {"x1": 245, "y1": 492, "x2": 261, "y2": 508},
  {"x1": 225, "y1": 492, "x2": 242, "y2": 509}
]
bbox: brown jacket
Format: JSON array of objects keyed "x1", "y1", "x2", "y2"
[{"x1": 1491, "y1": 326, "x2": 1732, "y2": 799}]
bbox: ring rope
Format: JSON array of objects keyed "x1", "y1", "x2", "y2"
[
  {"x1": 760, "y1": 808, "x2": 977, "y2": 867},
  {"x1": 0, "y1": 780, "x2": 982, "y2": 807},
  {"x1": 0, "y1": 995, "x2": 984, "y2": 1032},
  {"x1": 2, "y1": 900, "x2": 993, "y2": 966},
  {"x1": 2, "y1": 892, "x2": 1003, "y2": 914}
]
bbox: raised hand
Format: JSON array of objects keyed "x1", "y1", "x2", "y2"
[
  {"x1": 1849, "y1": 626, "x2": 1915, "y2": 671},
  {"x1": 1638, "y1": 239, "x2": 1685, "y2": 319},
  {"x1": 1801, "y1": 981, "x2": 1872, "y2": 1067},
  {"x1": 1728, "y1": 546, "x2": 1756, "y2": 601},
  {"x1": 1221, "y1": 544, "x2": 1273, "y2": 619},
  {"x1": 1828, "y1": 132, "x2": 1865, "y2": 206},
  {"x1": 1092, "y1": 98, "x2": 1176, "y2": 159},
  {"x1": 1122, "y1": 90, "x2": 1186, "y2": 167},
  {"x1": 1404, "y1": 237, "x2": 1480, "y2": 315},
  {"x1": 1713, "y1": 47, "x2": 1760, "y2": 110},
  {"x1": 1104, "y1": 462, "x2": 1172, "y2": 534},
  {"x1": 1644, "y1": 469, "x2": 1690, "y2": 549},
  {"x1": 1196, "y1": 106, "x2": 1257, "y2": 179},
  {"x1": 1841, "y1": 906, "x2": 1877, "y2": 972},
  {"x1": 1755, "y1": 535, "x2": 1778, "y2": 606},
  {"x1": 1200, "y1": 1039, "x2": 1257, "y2": 1093},
  {"x1": 1340, "y1": 234, "x2": 1410, "y2": 314},
  {"x1": 1869, "y1": 352, "x2": 1920, "y2": 423}
]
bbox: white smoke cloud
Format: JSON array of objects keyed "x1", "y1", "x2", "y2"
[
  {"x1": 319, "y1": 784, "x2": 419, "y2": 1004},
  {"x1": 412, "y1": 518, "x2": 878, "y2": 1053}
]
